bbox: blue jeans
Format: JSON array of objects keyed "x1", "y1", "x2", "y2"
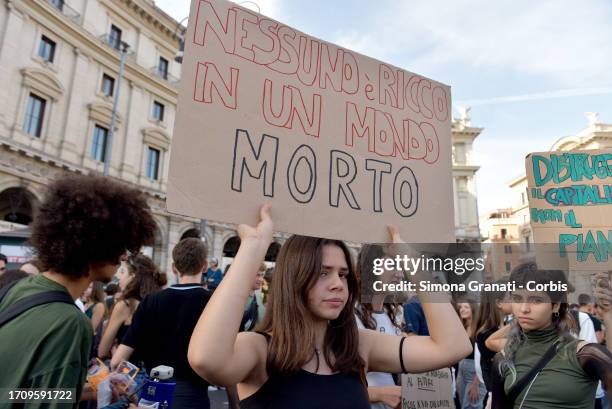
[{"x1": 457, "y1": 358, "x2": 486, "y2": 409}]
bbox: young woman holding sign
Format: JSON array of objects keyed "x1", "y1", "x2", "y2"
[{"x1": 188, "y1": 205, "x2": 472, "y2": 408}]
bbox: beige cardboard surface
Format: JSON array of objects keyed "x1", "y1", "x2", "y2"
[
  {"x1": 525, "y1": 149, "x2": 612, "y2": 271},
  {"x1": 401, "y1": 369, "x2": 454, "y2": 409},
  {"x1": 167, "y1": 0, "x2": 455, "y2": 243}
]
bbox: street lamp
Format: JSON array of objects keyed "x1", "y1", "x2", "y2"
[{"x1": 104, "y1": 40, "x2": 130, "y2": 176}]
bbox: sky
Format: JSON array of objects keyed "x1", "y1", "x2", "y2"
[{"x1": 155, "y1": 0, "x2": 612, "y2": 216}]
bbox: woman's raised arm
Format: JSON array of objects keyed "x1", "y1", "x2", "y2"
[
  {"x1": 484, "y1": 324, "x2": 511, "y2": 353},
  {"x1": 188, "y1": 204, "x2": 273, "y2": 386},
  {"x1": 364, "y1": 225, "x2": 472, "y2": 373}
]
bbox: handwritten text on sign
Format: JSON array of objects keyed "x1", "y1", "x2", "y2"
[
  {"x1": 167, "y1": 0, "x2": 455, "y2": 243},
  {"x1": 401, "y1": 369, "x2": 454, "y2": 409},
  {"x1": 526, "y1": 150, "x2": 612, "y2": 270}
]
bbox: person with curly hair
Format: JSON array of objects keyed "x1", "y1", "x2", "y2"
[
  {"x1": 97, "y1": 254, "x2": 166, "y2": 360},
  {"x1": 0, "y1": 174, "x2": 156, "y2": 407}
]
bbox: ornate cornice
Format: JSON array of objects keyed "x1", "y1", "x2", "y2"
[
  {"x1": 21, "y1": 68, "x2": 64, "y2": 100},
  {"x1": 88, "y1": 103, "x2": 122, "y2": 128},
  {"x1": 142, "y1": 127, "x2": 170, "y2": 150}
]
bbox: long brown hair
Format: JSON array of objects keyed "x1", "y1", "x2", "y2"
[
  {"x1": 257, "y1": 235, "x2": 365, "y2": 382},
  {"x1": 474, "y1": 278, "x2": 509, "y2": 337},
  {"x1": 355, "y1": 244, "x2": 403, "y2": 332},
  {"x1": 456, "y1": 299, "x2": 478, "y2": 340},
  {"x1": 122, "y1": 254, "x2": 166, "y2": 301},
  {"x1": 89, "y1": 281, "x2": 106, "y2": 304}
]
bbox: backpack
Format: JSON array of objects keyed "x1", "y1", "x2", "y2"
[{"x1": 0, "y1": 279, "x2": 78, "y2": 329}]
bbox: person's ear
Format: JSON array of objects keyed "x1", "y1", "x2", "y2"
[
  {"x1": 201, "y1": 261, "x2": 208, "y2": 273},
  {"x1": 552, "y1": 303, "x2": 560, "y2": 314},
  {"x1": 171, "y1": 263, "x2": 179, "y2": 277}
]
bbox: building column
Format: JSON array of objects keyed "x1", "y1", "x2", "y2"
[
  {"x1": 465, "y1": 141, "x2": 474, "y2": 165},
  {"x1": 452, "y1": 175, "x2": 460, "y2": 236},
  {"x1": 157, "y1": 214, "x2": 170, "y2": 276},
  {"x1": 467, "y1": 176, "x2": 480, "y2": 236},
  {"x1": 212, "y1": 225, "x2": 228, "y2": 262},
  {"x1": 119, "y1": 81, "x2": 142, "y2": 183},
  {"x1": 0, "y1": 2, "x2": 28, "y2": 134},
  {"x1": 165, "y1": 217, "x2": 182, "y2": 283},
  {"x1": 59, "y1": 48, "x2": 91, "y2": 164}
]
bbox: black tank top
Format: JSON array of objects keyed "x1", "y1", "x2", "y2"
[{"x1": 240, "y1": 333, "x2": 370, "y2": 409}]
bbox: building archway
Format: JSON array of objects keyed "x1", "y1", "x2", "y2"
[
  {"x1": 143, "y1": 224, "x2": 164, "y2": 268},
  {"x1": 180, "y1": 228, "x2": 200, "y2": 241},
  {"x1": 151, "y1": 226, "x2": 164, "y2": 268},
  {"x1": 265, "y1": 242, "x2": 280, "y2": 262},
  {"x1": 222, "y1": 236, "x2": 241, "y2": 258},
  {"x1": 222, "y1": 236, "x2": 280, "y2": 262},
  {"x1": 0, "y1": 187, "x2": 39, "y2": 226}
]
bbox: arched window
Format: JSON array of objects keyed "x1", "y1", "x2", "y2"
[{"x1": 0, "y1": 187, "x2": 38, "y2": 226}]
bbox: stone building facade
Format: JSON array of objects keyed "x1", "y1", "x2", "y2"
[
  {"x1": 482, "y1": 113, "x2": 612, "y2": 292},
  {"x1": 452, "y1": 108, "x2": 482, "y2": 242},
  {"x1": 479, "y1": 208, "x2": 524, "y2": 281},
  {"x1": 0, "y1": 0, "x2": 482, "y2": 277}
]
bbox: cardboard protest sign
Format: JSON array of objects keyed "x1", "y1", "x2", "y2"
[
  {"x1": 167, "y1": 0, "x2": 454, "y2": 243},
  {"x1": 525, "y1": 149, "x2": 612, "y2": 271},
  {"x1": 401, "y1": 369, "x2": 454, "y2": 409}
]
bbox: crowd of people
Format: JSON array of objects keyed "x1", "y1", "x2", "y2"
[{"x1": 0, "y1": 174, "x2": 611, "y2": 409}]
